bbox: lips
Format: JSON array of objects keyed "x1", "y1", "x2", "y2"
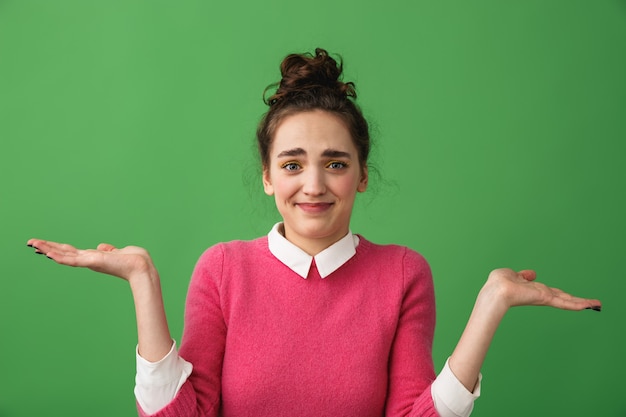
[{"x1": 296, "y1": 202, "x2": 334, "y2": 213}]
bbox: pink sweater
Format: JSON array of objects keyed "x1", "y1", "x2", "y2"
[{"x1": 140, "y1": 236, "x2": 439, "y2": 417}]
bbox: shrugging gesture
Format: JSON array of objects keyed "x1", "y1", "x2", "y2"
[
  {"x1": 27, "y1": 238, "x2": 173, "y2": 363},
  {"x1": 25, "y1": 49, "x2": 603, "y2": 417}
]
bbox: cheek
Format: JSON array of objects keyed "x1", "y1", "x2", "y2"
[
  {"x1": 334, "y1": 175, "x2": 362, "y2": 199},
  {"x1": 270, "y1": 176, "x2": 298, "y2": 199}
]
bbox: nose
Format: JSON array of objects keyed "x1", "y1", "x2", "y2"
[{"x1": 302, "y1": 167, "x2": 326, "y2": 196}]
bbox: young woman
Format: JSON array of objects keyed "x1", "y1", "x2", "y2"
[{"x1": 27, "y1": 48, "x2": 601, "y2": 417}]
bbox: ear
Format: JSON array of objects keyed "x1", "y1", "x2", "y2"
[
  {"x1": 357, "y1": 165, "x2": 368, "y2": 192},
  {"x1": 262, "y1": 167, "x2": 274, "y2": 196}
]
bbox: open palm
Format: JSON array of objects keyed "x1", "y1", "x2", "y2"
[
  {"x1": 485, "y1": 268, "x2": 601, "y2": 311},
  {"x1": 27, "y1": 239, "x2": 155, "y2": 282}
]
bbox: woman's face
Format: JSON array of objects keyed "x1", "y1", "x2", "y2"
[{"x1": 263, "y1": 110, "x2": 368, "y2": 255}]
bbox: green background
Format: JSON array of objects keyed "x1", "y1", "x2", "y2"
[{"x1": 1, "y1": 0, "x2": 625, "y2": 416}]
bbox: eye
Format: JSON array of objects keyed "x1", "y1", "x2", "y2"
[
  {"x1": 326, "y1": 160, "x2": 348, "y2": 170},
  {"x1": 281, "y1": 161, "x2": 301, "y2": 171}
]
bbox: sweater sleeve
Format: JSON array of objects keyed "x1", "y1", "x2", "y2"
[
  {"x1": 385, "y1": 248, "x2": 440, "y2": 417},
  {"x1": 137, "y1": 245, "x2": 227, "y2": 417}
]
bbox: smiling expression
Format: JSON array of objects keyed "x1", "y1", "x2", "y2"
[{"x1": 263, "y1": 110, "x2": 368, "y2": 255}]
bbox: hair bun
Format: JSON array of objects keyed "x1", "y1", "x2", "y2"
[
  {"x1": 266, "y1": 48, "x2": 356, "y2": 105},
  {"x1": 257, "y1": 48, "x2": 370, "y2": 169}
]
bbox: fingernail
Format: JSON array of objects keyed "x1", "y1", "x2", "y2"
[{"x1": 585, "y1": 306, "x2": 602, "y2": 312}]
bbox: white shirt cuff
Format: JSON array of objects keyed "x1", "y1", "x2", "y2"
[
  {"x1": 431, "y1": 358, "x2": 481, "y2": 417},
  {"x1": 134, "y1": 340, "x2": 193, "y2": 415}
]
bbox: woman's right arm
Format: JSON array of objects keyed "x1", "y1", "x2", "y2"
[
  {"x1": 26, "y1": 240, "x2": 173, "y2": 366},
  {"x1": 28, "y1": 239, "x2": 224, "y2": 417}
]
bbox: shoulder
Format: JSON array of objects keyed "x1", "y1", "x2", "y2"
[
  {"x1": 355, "y1": 236, "x2": 433, "y2": 289},
  {"x1": 356, "y1": 236, "x2": 430, "y2": 270},
  {"x1": 195, "y1": 236, "x2": 269, "y2": 267}
]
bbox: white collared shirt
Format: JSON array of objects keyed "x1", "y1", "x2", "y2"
[
  {"x1": 135, "y1": 223, "x2": 480, "y2": 416},
  {"x1": 267, "y1": 222, "x2": 359, "y2": 278}
]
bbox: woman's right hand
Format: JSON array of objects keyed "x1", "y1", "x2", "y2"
[{"x1": 27, "y1": 239, "x2": 155, "y2": 284}]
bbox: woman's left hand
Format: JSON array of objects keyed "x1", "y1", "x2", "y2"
[{"x1": 482, "y1": 268, "x2": 602, "y2": 311}]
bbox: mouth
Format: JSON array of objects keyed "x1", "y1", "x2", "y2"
[{"x1": 295, "y1": 202, "x2": 334, "y2": 213}]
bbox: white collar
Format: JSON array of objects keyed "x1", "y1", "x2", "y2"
[{"x1": 267, "y1": 222, "x2": 359, "y2": 279}]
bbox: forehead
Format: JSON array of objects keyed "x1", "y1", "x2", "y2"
[{"x1": 271, "y1": 110, "x2": 356, "y2": 157}]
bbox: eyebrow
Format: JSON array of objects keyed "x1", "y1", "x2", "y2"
[
  {"x1": 276, "y1": 148, "x2": 306, "y2": 158},
  {"x1": 276, "y1": 148, "x2": 352, "y2": 159}
]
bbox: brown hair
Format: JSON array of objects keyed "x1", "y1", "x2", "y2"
[{"x1": 257, "y1": 48, "x2": 370, "y2": 172}]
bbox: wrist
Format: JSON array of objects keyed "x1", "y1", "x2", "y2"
[
  {"x1": 476, "y1": 282, "x2": 510, "y2": 319},
  {"x1": 128, "y1": 268, "x2": 162, "y2": 295}
]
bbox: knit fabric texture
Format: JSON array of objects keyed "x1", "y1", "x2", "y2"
[{"x1": 138, "y1": 236, "x2": 439, "y2": 417}]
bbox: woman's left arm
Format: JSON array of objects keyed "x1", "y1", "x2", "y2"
[{"x1": 448, "y1": 268, "x2": 602, "y2": 392}]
